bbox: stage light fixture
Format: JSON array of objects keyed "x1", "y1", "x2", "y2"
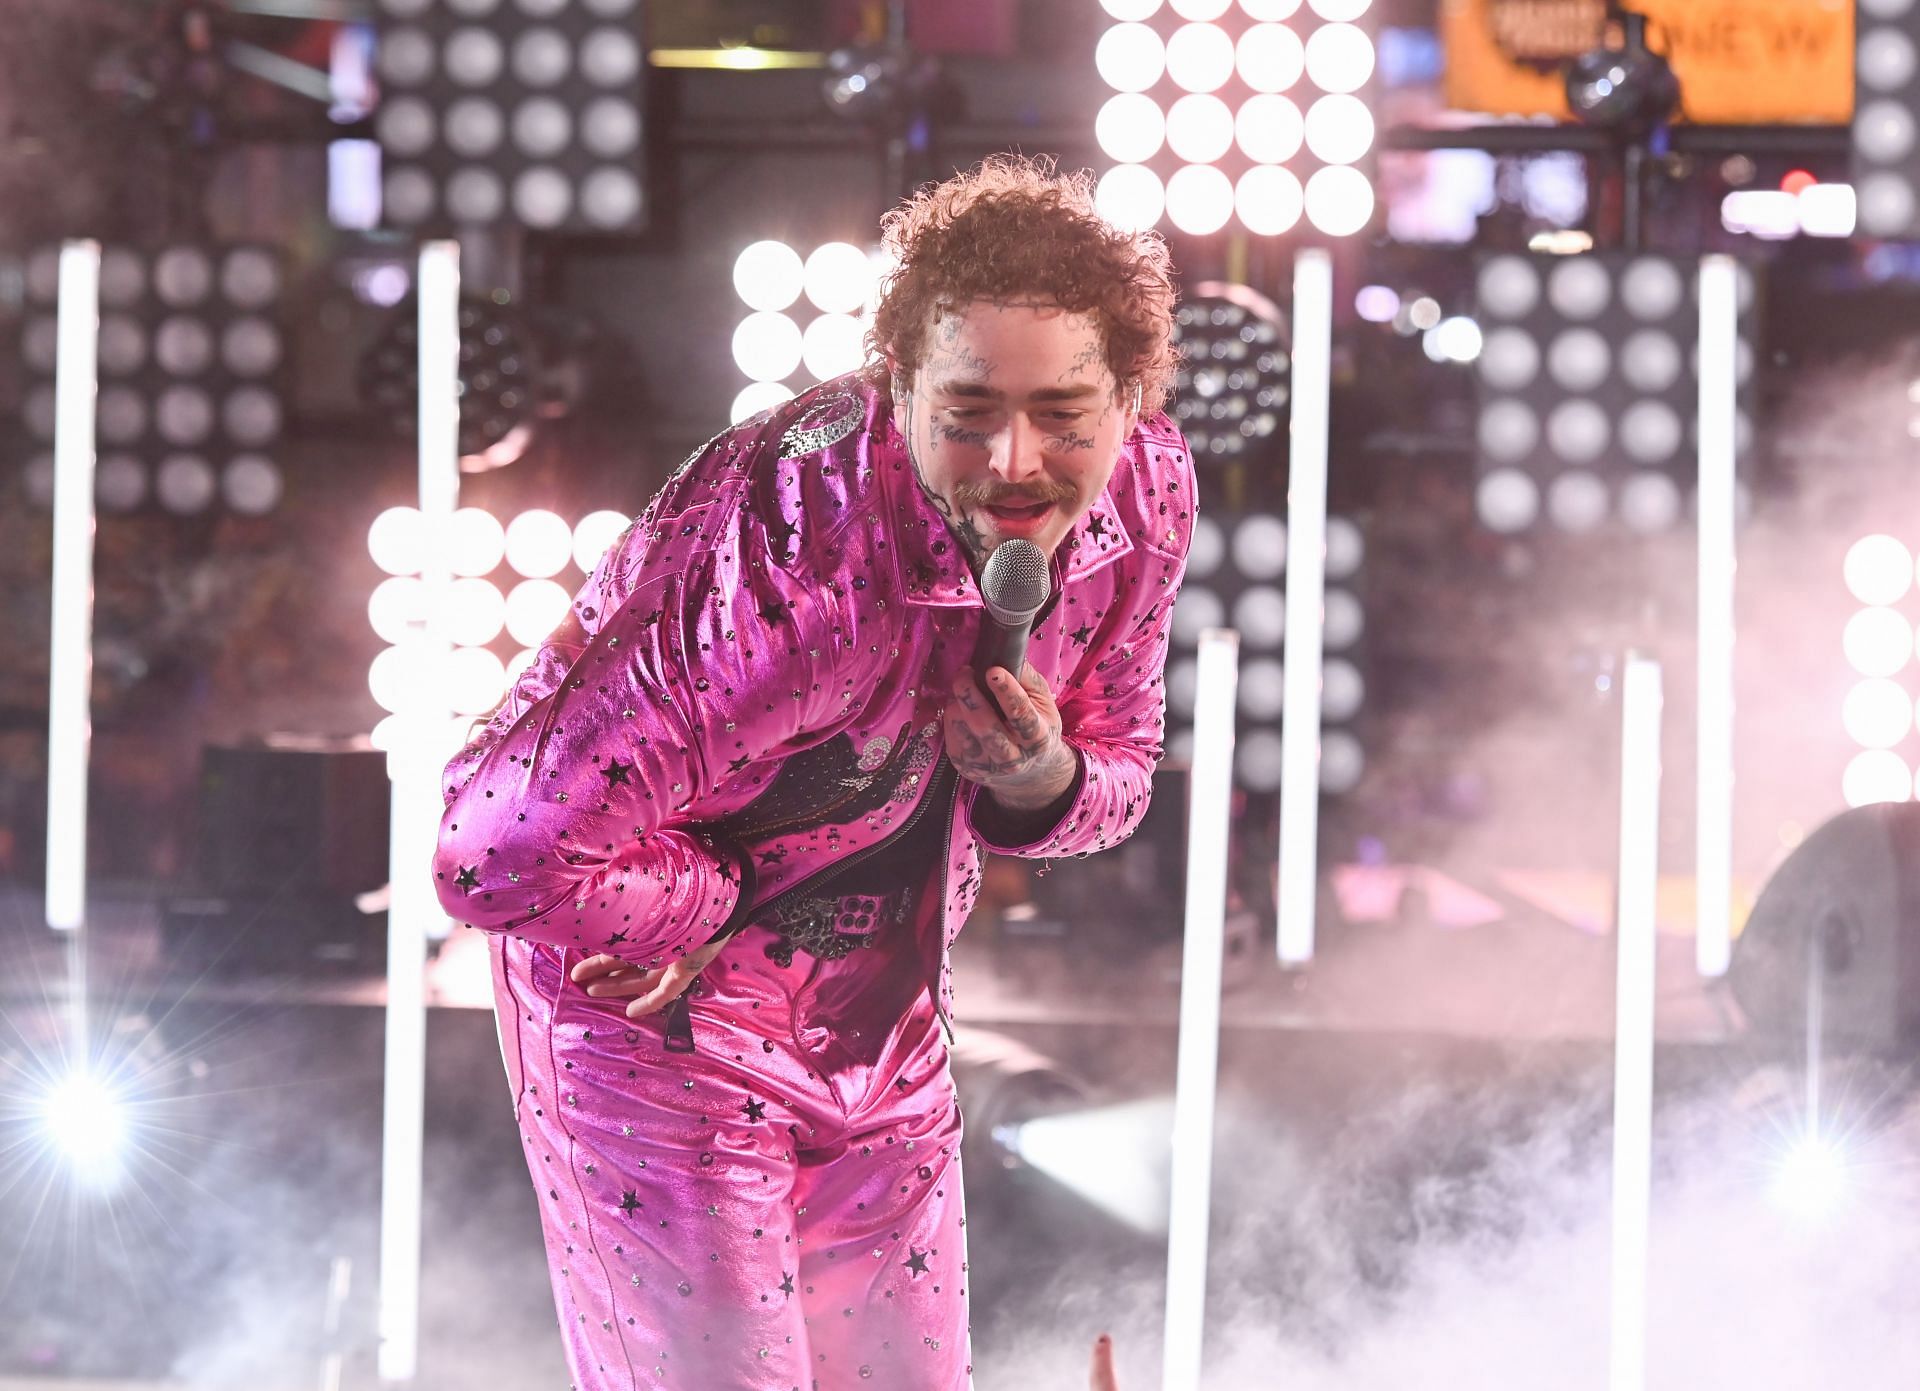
[
  {"x1": 1854, "y1": 0, "x2": 1920, "y2": 239},
  {"x1": 15, "y1": 244, "x2": 287, "y2": 516},
  {"x1": 370, "y1": 0, "x2": 648, "y2": 233},
  {"x1": 1095, "y1": 0, "x2": 1378, "y2": 237},
  {"x1": 1470, "y1": 252, "x2": 1759, "y2": 536},
  {"x1": 1838, "y1": 531, "x2": 1920, "y2": 806},
  {"x1": 1165, "y1": 508, "x2": 1365, "y2": 793},
  {"x1": 729, "y1": 240, "x2": 882, "y2": 423},
  {"x1": 1170, "y1": 281, "x2": 1290, "y2": 465}
]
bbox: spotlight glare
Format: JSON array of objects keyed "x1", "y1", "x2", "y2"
[
  {"x1": 1165, "y1": 23, "x2": 1237, "y2": 93},
  {"x1": 1010, "y1": 1098, "x2": 1174, "y2": 1233},
  {"x1": 1165, "y1": 94, "x2": 1236, "y2": 164},
  {"x1": 40, "y1": 1071, "x2": 129, "y2": 1181},
  {"x1": 572, "y1": 509, "x2": 632, "y2": 574},
  {"x1": 1097, "y1": 165, "x2": 1169, "y2": 233},
  {"x1": 1771, "y1": 1136, "x2": 1849, "y2": 1218},
  {"x1": 370, "y1": 505, "x2": 426, "y2": 576},
  {"x1": 801, "y1": 312, "x2": 868, "y2": 380},
  {"x1": 732, "y1": 311, "x2": 805, "y2": 382},
  {"x1": 449, "y1": 506, "x2": 506, "y2": 577},
  {"x1": 1303, "y1": 164, "x2": 1376, "y2": 236},
  {"x1": 1843, "y1": 606, "x2": 1914, "y2": 678},
  {"x1": 505, "y1": 577, "x2": 574, "y2": 647},
  {"x1": 504, "y1": 508, "x2": 575, "y2": 578},
  {"x1": 1843, "y1": 748, "x2": 1912, "y2": 807},
  {"x1": 1095, "y1": 23, "x2": 1167, "y2": 93},
  {"x1": 731, "y1": 380, "x2": 795, "y2": 424},
  {"x1": 1236, "y1": 23, "x2": 1305, "y2": 92},
  {"x1": 733, "y1": 240, "x2": 805, "y2": 312},
  {"x1": 803, "y1": 242, "x2": 873, "y2": 314},
  {"x1": 1097, "y1": 92, "x2": 1167, "y2": 164},
  {"x1": 1428, "y1": 315, "x2": 1484, "y2": 363},
  {"x1": 1844, "y1": 534, "x2": 1914, "y2": 605}
]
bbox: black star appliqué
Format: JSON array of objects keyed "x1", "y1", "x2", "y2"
[
  {"x1": 1086, "y1": 513, "x2": 1110, "y2": 541},
  {"x1": 604, "y1": 930, "x2": 630, "y2": 947},
  {"x1": 742, "y1": 1098, "x2": 767, "y2": 1122},
  {"x1": 728, "y1": 754, "x2": 752, "y2": 773},
  {"x1": 619, "y1": 1191, "x2": 640, "y2": 1214},
  {"x1": 779, "y1": 1272, "x2": 796, "y2": 1296},
  {"x1": 902, "y1": 1248, "x2": 930, "y2": 1277},
  {"x1": 1070, "y1": 623, "x2": 1094, "y2": 647},
  {"x1": 600, "y1": 758, "x2": 634, "y2": 789},
  {"x1": 758, "y1": 600, "x2": 788, "y2": 625},
  {"x1": 758, "y1": 847, "x2": 788, "y2": 866},
  {"x1": 454, "y1": 864, "x2": 480, "y2": 892},
  {"x1": 640, "y1": 608, "x2": 664, "y2": 627}
]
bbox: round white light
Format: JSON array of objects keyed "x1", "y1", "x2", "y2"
[
  {"x1": 1235, "y1": 165, "x2": 1304, "y2": 235},
  {"x1": 1547, "y1": 257, "x2": 1612, "y2": 319},
  {"x1": 369, "y1": 576, "x2": 429, "y2": 646},
  {"x1": 1188, "y1": 514, "x2": 1226, "y2": 578},
  {"x1": 1619, "y1": 257, "x2": 1684, "y2": 319},
  {"x1": 382, "y1": 167, "x2": 436, "y2": 225},
  {"x1": 1239, "y1": 657, "x2": 1287, "y2": 720},
  {"x1": 156, "y1": 454, "x2": 216, "y2": 514},
  {"x1": 434, "y1": 507, "x2": 501, "y2": 579},
  {"x1": 1618, "y1": 470, "x2": 1682, "y2": 532},
  {"x1": 580, "y1": 27, "x2": 641, "y2": 86},
  {"x1": 1546, "y1": 327, "x2": 1611, "y2": 391},
  {"x1": 155, "y1": 247, "x2": 215, "y2": 307},
  {"x1": 1232, "y1": 513, "x2": 1289, "y2": 579},
  {"x1": 1844, "y1": 534, "x2": 1914, "y2": 606},
  {"x1": 1620, "y1": 329, "x2": 1683, "y2": 392},
  {"x1": 445, "y1": 97, "x2": 505, "y2": 155},
  {"x1": 445, "y1": 26, "x2": 505, "y2": 85},
  {"x1": 581, "y1": 96, "x2": 641, "y2": 156},
  {"x1": 1303, "y1": 165, "x2": 1375, "y2": 236},
  {"x1": 511, "y1": 96, "x2": 571, "y2": 157},
  {"x1": 1097, "y1": 165, "x2": 1167, "y2": 233},
  {"x1": 1166, "y1": 23, "x2": 1237, "y2": 92},
  {"x1": 378, "y1": 95, "x2": 437, "y2": 156},
  {"x1": 1326, "y1": 516, "x2": 1365, "y2": 577},
  {"x1": 1304, "y1": 23, "x2": 1374, "y2": 93},
  {"x1": 732, "y1": 311, "x2": 805, "y2": 382},
  {"x1": 1095, "y1": 23, "x2": 1166, "y2": 92},
  {"x1": 1843, "y1": 748, "x2": 1913, "y2": 807},
  {"x1": 1097, "y1": 93, "x2": 1167, "y2": 163},
  {"x1": 447, "y1": 168, "x2": 506, "y2": 223},
  {"x1": 802, "y1": 312, "x2": 868, "y2": 380},
  {"x1": 1477, "y1": 327, "x2": 1539, "y2": 390},
  {"x1": 1547, "y1": 470, "x2": 1608, "y2": 533},
  {"x1": 1620, "y1": 401, "x2": 1683, "y2": 464},
  {"x1": 1478, "y1": 399, "x2": 1540, "y2": 462},
  {"x1": 370, "y1": 506, "x2": 425, "y2": 576},
  {"x1": 1477, "y1": 255, "x2": 1541, "y2": 320},
  {"x1": 1324, "y1": 587, "x2": 1365, "y2": 648},
  {"x1": 1857, "y1": 99, "x2": 1918, "y2": 163},
  {"x1": 1173, "y1": 0, "x2": 1232, "y2": 16},
  {"x1": 1844, "y1": 677, "x2": 1914, "y2": 748},
  {"x1": 512, "y1": 167, "x2": 572, "y2": 227},
  {"x1": 1234, "y1": 94, "x2": 1304, "y2": 162},
  {"x1": 1101, "y1": 0, "x2": 1164, "y2": 16},
  {"x1": 511, "y1": 26, "x2": 571, "y2": 85},
  {"x1": 1322, "y1": 658, "x2": 1365, "y2": 720},
  {"x1": 573, "y1": 509, "x2": 632, "y2": 574},
  {"x1": 1233, "y1": 586, "x2": 1288, "y2": 649},
  {"x1": 40, "y1": 1071, "x2": 128, "y2": 1175},
  {"x1": 804, "y1": 242, "x2": 873, "y2": 314},
  {"x1": 734, "y1": 241, "x2": 805, "y2": 313},
  {"x1": 1166, "y1": 165, "x2": 1236, "y2": 236},
  {"x1": 1240, "y1": 0, "x2": 1304, "y2": 16},
  {"x1": 1546, "y1": 399, "x2": 1610, "y2": 463},
  {"x1": 1309, "y1": 0, "x2": 1371, "y2": 18},
  {"x1": 731, "y1": 381, "x2": 795, "y2": 424},
  {"x1": 444, "y1": 577, "x2": 507, "y2": 646},
  {"x1": 369, "y1": 643, "x2": 435, "y2": 715},
  {"x1": 1236, "y1": 24, "x2": 1305, "y2": 91},
  {"x1": 1856, "y1": 173, "x2": 1916, "y2": 237},
  {"x1": 1843, "y1": 606, "x2": 1915, "y2": 678},
  {"x1": 1238, "y1": 730, "x2": 1287, "y2": 792},
  {"x1": 1303, "y1": 93, "x2": 1374, "y2": 165},
  {"x1": 1428, "y1": 316, "x2": 1484, "y2": 364},
  {"x1": 506, "y1": 578, "x2": 575, "y2": 647},
  {"x1": 446, "y1": 645, "x2": 510, "y2": 716},
  {"x1": 505, "y1": 508, "x2": 574, "y2": 578},
  {"x1": 1172, "y1": 586, "x2": 1227, "y2": 646},
  {"x1": 1166, "y1": 94, "x2": 1236, "y2": 164}
]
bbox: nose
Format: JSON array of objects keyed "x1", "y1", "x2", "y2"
[{"x1": 990, "y1": 412, "x2": 1046, "y2": 484}]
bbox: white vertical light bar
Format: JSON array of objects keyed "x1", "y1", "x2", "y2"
[
  {"x1": 1162, "y1": 628, "x2": 1239, "y2": 1391},
  {"x1": 1610, "y1": 654, "x2": 1663, "y2": 1391},
  {"x1": 377, "y1": 239, "x2": 460, "y2": 1386},
  {"x1": 1277, "y1": 248, "x2": 1333, "y2": 965},
  {"x1": 1696, "y1": 255, "x2": 1738, "y2": 980},
  {"x1": 45, "y1": 240, "x2": 102, "y2": 935}
]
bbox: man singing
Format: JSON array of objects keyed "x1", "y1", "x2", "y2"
[{"x1": 434, "y1": 154, "x2": 1193, "y2": 1390}]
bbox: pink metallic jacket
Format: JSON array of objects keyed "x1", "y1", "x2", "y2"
[{"x1": 434, "y1": 373, "x2": 1194, "y2": 1028}]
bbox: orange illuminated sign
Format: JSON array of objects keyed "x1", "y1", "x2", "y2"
[{"x1": 1441, "y1": 0, "x2": 1854, "y2": 125}]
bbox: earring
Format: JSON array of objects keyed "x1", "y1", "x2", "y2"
[{"x1": 1132, "y1": 381, "x2": 1143, "y2": 416}]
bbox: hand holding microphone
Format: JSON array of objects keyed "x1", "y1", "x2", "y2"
[{"x1": 943, "y1": 538, "x2": 1079, "y2": 812}]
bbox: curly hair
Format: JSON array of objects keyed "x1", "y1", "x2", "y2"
[{"x1": 869, "y1": 155, "x2": 1179, "y2": 415}]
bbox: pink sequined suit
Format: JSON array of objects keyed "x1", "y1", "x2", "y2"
[{"x1": 433, "y1": 374, "x2": 1194, "y2": 1390}]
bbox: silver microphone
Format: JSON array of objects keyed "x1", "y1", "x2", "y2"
[{"x1": 978, "y1": 539, "x2": 1052, "y2": 710}]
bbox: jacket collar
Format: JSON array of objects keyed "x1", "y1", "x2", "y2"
[{"x1": 871, "y1": 400, "x2": 1139, "y2": 610}]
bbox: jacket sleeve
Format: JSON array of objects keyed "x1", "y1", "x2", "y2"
[
  {"x1": 965, "y1": 444, "x2": 1194, "y2": 861},
  {"x1": 432, "y1": 486, "x2": 833, "y2": 965}
]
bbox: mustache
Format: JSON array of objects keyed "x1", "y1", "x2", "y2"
[{"x1": 953, "y1": 480, "x2": 1078, "y2": 509}]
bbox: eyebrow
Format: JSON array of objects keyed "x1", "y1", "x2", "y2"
[{"x1": 932, "y1": 379, "x2": 1104, "y2": 403}]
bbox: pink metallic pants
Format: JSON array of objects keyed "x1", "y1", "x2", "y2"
[{"x1": 493, "y1": 934, "x2": 974, "y2": 1391}]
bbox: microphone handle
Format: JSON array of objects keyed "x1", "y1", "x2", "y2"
[{"x1": 986, "y1": 619, "x2": 1033, "y2": 721}]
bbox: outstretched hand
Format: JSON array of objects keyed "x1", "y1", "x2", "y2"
[{"x1": 945, "y1": 662, "x2": 1077, "y2": 812}]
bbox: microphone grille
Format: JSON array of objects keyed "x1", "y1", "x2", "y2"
[{"x1": 980, "y1": 539, "x2": 1052, "y2": 623}]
